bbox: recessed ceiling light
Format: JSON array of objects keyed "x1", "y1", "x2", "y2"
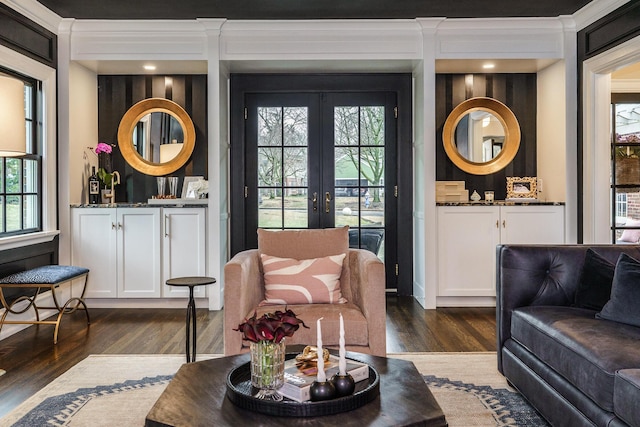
[
  {"x1": 143, "y1": 64, "x2": 156, "y2": 71},
  {"x1": 483, "y1": 63, "x2": 495, "y2": 70}
]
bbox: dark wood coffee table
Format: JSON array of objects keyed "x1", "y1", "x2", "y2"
[{"x1": 145, "y1": 348, "x2": 447, "y2": 427}]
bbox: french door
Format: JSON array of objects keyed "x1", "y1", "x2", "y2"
[{"x1": 230, "y1": 74, "x2": 412, "y2": 294}]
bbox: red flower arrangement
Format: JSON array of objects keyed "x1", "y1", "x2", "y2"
[{"x1": 235, "y1": 308, "x2": 308, "y2": 344}]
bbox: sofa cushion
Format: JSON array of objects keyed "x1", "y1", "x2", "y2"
[
  {"x1": 511, "y1": 306, "x2": 640, "y2": 411},
  {"x1": 614, "y1": 369, "x2": 640, "y2": 427},
  {"x1": 573, "y1": 249, "x2": 615, "y2": 311},
  {"x1": 597, "y1": 253, "x2": 640, "y2": 328},
  {"x1": 248, "y1": 303, "x2": 368, "y2": 348},
  {"x1": 259, "y1": 253, "x2": 347, "y2": 305}
]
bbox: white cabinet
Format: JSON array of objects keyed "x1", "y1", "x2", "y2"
[
  {"x1": 162, "y1": 208, "x2": 207, "y2": 298},
  {"x1": 437, "y1": 204, "x2": 564, "y2": 298},
  {"x1": 72, "y1": 208, "x2": 161, "y2": 298},
  {"x1": 72, "y1": 208, "x2": 118, "y2": 298}
]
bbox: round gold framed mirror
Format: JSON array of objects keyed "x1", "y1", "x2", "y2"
[
  {"x1": 442, "y1": 97, "x2": 520, "y2": 175},
  {"x1": 117, "y1": 98, "x2": 196, "y2": 176}
]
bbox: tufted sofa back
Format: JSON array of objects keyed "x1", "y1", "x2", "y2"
[{"x1": 496, "y1": 244, "x2": 640, "y2": 371}]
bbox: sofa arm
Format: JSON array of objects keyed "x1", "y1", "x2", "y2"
[
  {"x1": 223, "y1": 249, "x2": 263, "y2": 355},
  {"x1": 496, "y1": 244, "x2": 592, "y2": 372},
  {"x1": 348, "y1": 249, "x2": 386, "y2": 356}
]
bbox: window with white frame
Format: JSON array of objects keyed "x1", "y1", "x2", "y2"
[{"x1": 0, "y1": 71, "x2": 42, "y2": 236}]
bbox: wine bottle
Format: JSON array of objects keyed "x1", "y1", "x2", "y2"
[{"x1": 89, "y1": 166, "x2": 100, "y2": 204}]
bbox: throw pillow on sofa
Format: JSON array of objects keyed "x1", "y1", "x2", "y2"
[
  {"x1": 573, "y1": 248, "x2": 615, "y2": 311},
  {"x1": 259, "y1": 253, "x2": 347, "y2": 305},
  {"x1": 597, "y1": 253, "x2": 640, "y2": 328}
]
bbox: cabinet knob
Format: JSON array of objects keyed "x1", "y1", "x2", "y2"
[
  {"x1": 117, "y1": 222, "x2": 122, "y2": 230},
  {"x1": 112, "y1": 222, "x2": 116, "y2": 230},
  {"x1": 502, "y1": 220, "x2": 506, "y2": 228},
  {"x1": 496, "y1": 220, "x2": 499, "y2": 228}
]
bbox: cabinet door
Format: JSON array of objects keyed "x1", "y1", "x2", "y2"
[
  {"x1": 71, "y1": 208, "x2": 118, "y2": 298},
  {"x1": 500, "y1": 205, "x2": 565, "y2": 244},
  {"x1": 162, "y1": 208, "x2": 207, "y2": 298},
  {"x1": 437, "y1": 206, "x2": 500, "y2": 297},
  {"x1": 117, "y1": 208, "x2": 161, "y2": 298}
]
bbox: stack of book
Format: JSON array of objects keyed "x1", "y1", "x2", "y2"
[{"x1": 278, "y1": 355, "x2": 369, "y2": 402}]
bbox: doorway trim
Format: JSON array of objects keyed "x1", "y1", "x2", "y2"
[{"x1": 582, "y1": 35, "x2": 640, "y2": 243}]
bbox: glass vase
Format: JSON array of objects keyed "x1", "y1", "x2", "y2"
[{"x1": 250, "y1": 339, "x2": 285, "y2": 400}]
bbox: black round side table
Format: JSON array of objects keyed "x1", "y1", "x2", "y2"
[{"x1": 165, "y1": 276, "x2": 216, "y2": 363}]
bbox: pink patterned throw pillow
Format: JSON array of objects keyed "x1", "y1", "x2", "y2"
[{"x1": 260, "y1": 253, "x2": 347, "y2": 305}]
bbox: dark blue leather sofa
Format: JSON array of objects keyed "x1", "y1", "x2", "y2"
[{"x1": 497, "y1": 245, "x2": 640, "y2": 427}]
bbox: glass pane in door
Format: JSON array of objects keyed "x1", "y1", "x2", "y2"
[
  {"x1": 334, "y1": 106, "x2": 385, "y2": 259},
  {"x1": 257, "y1": 106, "x2": 309, "y2": 229}
]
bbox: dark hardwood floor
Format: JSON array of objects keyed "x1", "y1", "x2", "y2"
[{"x1": 0, "y1": 296, "x2": 495, "y2": 418}]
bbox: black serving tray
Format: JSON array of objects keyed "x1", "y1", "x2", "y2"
[{"x1": 226, "y1": 354, "x2": 380, "y2": 417}]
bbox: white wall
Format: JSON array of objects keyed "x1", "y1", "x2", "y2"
[
  {"x1": 68, "y1": 63, "x2": 98, "y2": 205},
  {"x1": 537, "y1": 60, "x2": 567, "y2": 203}
]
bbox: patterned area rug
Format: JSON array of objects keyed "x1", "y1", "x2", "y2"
[{"x1": 0, "y1": 353, "x2": 548, "y2": 427}]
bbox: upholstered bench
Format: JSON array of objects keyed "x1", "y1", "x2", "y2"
[{"x1": 0, "y1": 265, "x2": 90, "y2": 344}]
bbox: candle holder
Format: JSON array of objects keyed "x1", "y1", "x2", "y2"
[
  {"x1": 331, "y1": 373, "x2": 355, "y2": 397},
  {"x1": 309, "y1": 380, "x2": 336, "y2": 401}
]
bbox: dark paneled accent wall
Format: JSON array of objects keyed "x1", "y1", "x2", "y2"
[
  {"x1": 435, "y1": 73, "x2": 537, "y2": 200},
  {"x1": 97, "y1": 75, "x2": 208, "y2": 203},
  {"x1": 0, "y1": 236, "x2": 58, "y2": 303},
  {"x1": 0, "y1": 3, "x2": 56, "y2": 68}
]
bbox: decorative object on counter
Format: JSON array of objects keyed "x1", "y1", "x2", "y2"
[
  {"x1": 182, "y1": 176, "x2": 208, "y2": 199},
  {"x1": 168, "y1": 177, "x2": 179, "y2": 198},
  {"x1": 182, "y1": 176, "x2": 204, "y2": 199},
  {"x1": 484, "y1": 191, "x2": 494, "y2": 202},
  {"x1": 101, "y1": 171, "x2": 120, "y2": 205},
  {"x1": 156, "y1": 177, "x2": 166, "y2": 198},
  {"x1": 95, "y1": 142, "x2": 113, "y2": 174},
  {"x1": 88, "y1": 166, "x2": 100, "y2": 204},
  {"x1": 506, "y1": 177, "x2": 537, "y2": 200},
  {"x1": 435, "y1": 181, "x2": 468, "y2": 202},
  {"x1": 234, "y1": 308, "x2": 308, "y2": 400},
  {"x1": 87, "y1": 142, "x2": 117, "y2": 201},
  {"x1": 470, "y1": 190, "x2": 481, "y2": 201}
]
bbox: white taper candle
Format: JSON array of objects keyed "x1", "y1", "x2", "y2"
[
  {"x1": 316, "y1": 317, "x2": 326, "y2": 382},
  {"x1": 339, "y1": 313, "x2": 347, "y2": 375}
]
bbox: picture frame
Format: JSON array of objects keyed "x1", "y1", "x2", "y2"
[
  {"x1": 181, "y1": 176, "x2": 204, "y2": 199},
  {"x1": 506, "y1": 177, "x2": 537, "y2": 199}
]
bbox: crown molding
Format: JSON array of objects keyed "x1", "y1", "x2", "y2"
[
  {"x1": 573, "y1": 0, "x2": 631, "y2": 31},
  {"x1": 1, "y1": 0, "x2": 61, "y2": 32}
]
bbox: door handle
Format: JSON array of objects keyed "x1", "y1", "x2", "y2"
[
  {"x1": 312, "y1": 192, "x2": 318, "y2": 212},
  {"x1": 325, "y1": 192, "x2": 332, "y2": 213},
  {"x1": 165, "y1": 215, "x2": 170, "y2": 237}
]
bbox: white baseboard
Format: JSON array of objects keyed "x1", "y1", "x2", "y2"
[{"x1": 436, "y1": 296, "x2": 496, "y2": 307}]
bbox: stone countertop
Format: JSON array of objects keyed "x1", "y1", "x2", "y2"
[
  {"x1": 71, "y1": 201, "x2": 208, "y2": 208},
  {"x1": 436, "y1": 200, "x2": 565, "y2": 206}
]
